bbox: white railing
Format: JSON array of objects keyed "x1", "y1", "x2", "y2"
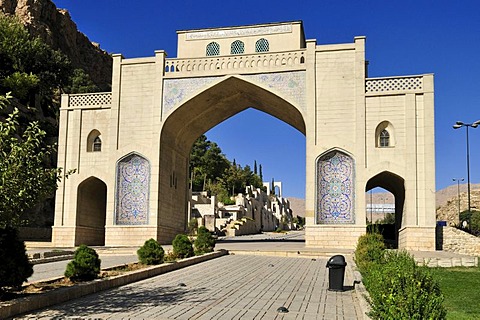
[
  {"x1": 365, "y1": 76, "x2": 423, "y2": 93},
  {"x1": 68, "y1": 92, "x2": 112, "y2": 108},
  {"x1": 164, "y1": 50, "x2": 306, "y2": 77}
]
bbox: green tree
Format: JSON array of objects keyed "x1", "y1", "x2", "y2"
[
  {"x1": 189, "y1": 135, "x2": 229, "y2": 191},
  {"x1": 0, "y1": 94, "x2": 67, "y2": 228},
  {"x1": 64, "y1": 68, "x2": 99, "y2": 94},
  {"x1": 0, "y1": 15, "x2": 72, "y2": 109}
]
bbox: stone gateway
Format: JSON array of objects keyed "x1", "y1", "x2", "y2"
[{"x1": 53, "y1": 21, "x2": 436, "y2": 250}]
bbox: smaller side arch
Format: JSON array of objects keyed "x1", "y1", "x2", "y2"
[
  {"x1": 375, "y1": 121, "x2": 395, "y2": 147},
  {"x1": 76, "y1": 176, "x2": 107, "y2": 245}
]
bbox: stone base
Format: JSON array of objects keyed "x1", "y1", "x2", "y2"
[
  {"x1": 52, "y1": 225, "x2": 185, "y2": 247},
  {"x1": 52, "y1": 226, "x2": 76, "y2": 247},
  {"x1": 305, "y1": 225, "x2": 366, "y2": 249},
  {"x1": 105, "y1": 226, "x2": 159, "y2": 246},
  {"x1": 398, "y1": 226, "x2": 435, "y2": 251}
]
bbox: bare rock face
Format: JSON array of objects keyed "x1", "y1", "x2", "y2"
[{"x1": 0, "y1": 0, "x2": 112, "y2": 90}]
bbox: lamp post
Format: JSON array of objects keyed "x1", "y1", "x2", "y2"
[
  {"x1": 453, "y1": 120, "x2": 480, "y2": 213},
  {"x1": 380, "y1": 197, "x2": 388, "y2": 221},
  {"x1": 452, "y1": 178, "x2": 464, "y2": 223}
]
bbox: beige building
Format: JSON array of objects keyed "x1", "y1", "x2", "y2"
[{"x1": 53, "y1": 21, "x2": 436, "y2": 250}]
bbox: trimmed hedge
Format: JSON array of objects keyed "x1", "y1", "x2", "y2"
[
  {"x1": 355, "y1": 233, "x2": 447, "y2": 319},
  {"x1": 194, "y1": 226, "x2": 215, "y2": 255},
  {"x1": 172, "y1": 234, "x2": 194, "y2": 259},
  {"x1": 64, "y1": 245, "x2": 101, "y2": 281},
  {"x1": 137, "y1": 238, "x2": 164, "y2": 265}
]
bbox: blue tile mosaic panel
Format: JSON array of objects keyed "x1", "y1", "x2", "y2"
[
  {"x1": 115, "y1": 154, "x2": 150, "y2": 225},
  {"x1": 316, "y1": 151, "x2": 355, "y2": 224}
]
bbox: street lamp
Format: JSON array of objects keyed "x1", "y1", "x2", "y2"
[
  {"x1": 452, "y1": 178, "x2": 464, "y2": 221},
  {"x1": 380, "y1": 197, "x2": 388, "y2": 221},
  {"x1": 453, "y1": 120, "x2": 480, "y2": 213}
]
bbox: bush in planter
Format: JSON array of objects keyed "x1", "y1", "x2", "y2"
[
  {"x1": 64, "y1": 245, "x2": 101, "y2": 281},
  {"x1": 137, "y1": 238, "x2": 164, "y2": 265},
  {"x1": 362, "y1": 250, "x2": 446, "y2": 320},
  {"x1": 0, "y1": 227, "x2": 33, "y2": 293},
  {"x1": 354, "y1": 232, "x2": 385, "y2": 274},
  {"x1": 172, "y1": 234, "x2": 194, "y2": 259},
  {"x1": 194, "y1": 226, "x2": 215, "y2": 255}
]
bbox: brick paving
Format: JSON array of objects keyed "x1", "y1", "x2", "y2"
[{"x1": 16, "y1": 254, "x2": 362, "y2": 320}]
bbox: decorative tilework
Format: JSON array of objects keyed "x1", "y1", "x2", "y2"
[
  {"x1": 163, "y1": 77, "x2": 218, "y2": 115},
  {"x1": 316, "y1": 151, "x2": 355, "y2": 224},
  {"x1": 115, "y1": 154, "x2": 150, "y2": 225},
  {"x1": 162, "y1": 71, "x2": 306, "y2": 116},
  {"x1": 245, "y1": 71, "x2": 306, "y2": 112}
]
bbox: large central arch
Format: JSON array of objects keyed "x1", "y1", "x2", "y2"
[{"x1": 157, "y1": 76, "x2": 306, "y2": 240}]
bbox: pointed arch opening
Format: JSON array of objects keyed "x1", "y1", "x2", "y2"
[
  {"x1": 366, "y1": 171, "x2": 405, "y2": 248},
  {"x1": 76, "y1": 177, "x2": 107, "y2": 245},
  {"x1": 160, "y1": 76, "x2": 306, "y2": 237}
]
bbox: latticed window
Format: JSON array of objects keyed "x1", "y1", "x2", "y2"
[
  {"x1": 230, "y1": 40, "x2": 245, "y2": 54},
  {"x1": 255, "y1": 38, "x2": 269, "y2": 52},
  {"x1": 206, "y1": 42, "x2": 220, "y2": 56},
  {"x1": 380, "y1": 130, "x2": 390, "y2": 147},
  {"x1": 93, "y1": 136, "x2": 102, "y2": 152}
]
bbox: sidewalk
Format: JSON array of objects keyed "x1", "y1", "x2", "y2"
[{"x1": 16, "y1": 254, "x2": 364, "y2": 320}]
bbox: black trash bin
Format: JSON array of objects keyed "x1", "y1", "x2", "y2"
[{"x1": 326, "y1": 255, "x2": 347, "y2": 291}]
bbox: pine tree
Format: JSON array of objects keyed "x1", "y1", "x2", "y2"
[{"x1": 254, "y1": 160, "x2": 258, "y2": 175}]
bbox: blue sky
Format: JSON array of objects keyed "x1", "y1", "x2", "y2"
[{"x1": 52, "y1": 0, "x2": 480, "y2": 199}]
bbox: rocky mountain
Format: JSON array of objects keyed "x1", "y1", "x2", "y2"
[
  {"x1": 287, "y1": 197, "x2": 305, "y2": 218},
  {"x1": 0, "y1": 0, "x2": 112, "y2": 90}
]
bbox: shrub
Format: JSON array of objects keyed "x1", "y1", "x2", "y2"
[
  {"x1": 194, "y1": 226, "x2": 215, "y2": 255},
  {"x1": 137, "y1": 238, "x2": 164, "y2": 265},
  {"x1": 172, "y1": 234, "x2": 194, "y2": 259},
  {"x1": 354, "y1": 232, "x2": 385, "y2": 273},
  {"x1": 0, "y1": 227, "x2": 33, "y2": 293},
  {"x1": 64, "y1": 245, "x2": 101, "y2": 281},
  {"x1": 362, "y1": 250, "x2": 446, "y2": 320}
]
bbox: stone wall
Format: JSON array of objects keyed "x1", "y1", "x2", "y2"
[{"x1": 441, "y1": 226, "x2": 480, "y2": 256}]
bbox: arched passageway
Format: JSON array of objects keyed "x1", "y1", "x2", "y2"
[
  {"x1": 366, "y1": 171, "x2": 405, "y2": 248},
  {"x1": 76, "y1": 177, "x2": 107, "y2": 245},
  {"x1": 158, "y1": 76, "x2": 305, "y2": 241}
]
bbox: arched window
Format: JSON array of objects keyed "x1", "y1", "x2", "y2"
[
  {"x1": 375, "y1": 121, "x2": 395, "y2": 148},
  {"x1": 206, "y1": 42, "x2": 220, "y2": 56},
  {"x1": 87, "y1": 130, "x2": 102, "y2": 152},
  {"x1": 380, "y1": 130, "x2": 390, "y2": 147},
  {"x1": 255, "y1": 38, "x2": 269, "y2": 52},
  {"x1": 230, "y1": 40, "x2": 245, "y2": 54},
  {"x1": 93, "y1": 136, "x2": 102, "y2": 152}
]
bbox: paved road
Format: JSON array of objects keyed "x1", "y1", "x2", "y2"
[
  {"x1": 17, "y1": 254, "x2": 362, "y2": 320},
  {"x1": 28, "y1": 255, "x2": 139, "y2": 283}
]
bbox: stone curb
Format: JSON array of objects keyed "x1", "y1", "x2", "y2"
[
  {"x1": 1, "y1": 249, "x2": 228, "y2": 319},
  {"x1": 347, "y1": 258, "x2": 371, "y2": 320}
]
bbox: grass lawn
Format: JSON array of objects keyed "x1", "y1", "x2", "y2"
[{"x1": 430, "y1": 267, "x2": 480, "y2": 320}]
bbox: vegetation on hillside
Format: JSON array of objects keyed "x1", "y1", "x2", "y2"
[{"x1": 189, "y1": 134, "x2": 264, "y2": 204}]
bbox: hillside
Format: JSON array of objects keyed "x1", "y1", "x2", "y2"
[{"x1": 0, "y1": 0, "x2": 112, "y2": 90}]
